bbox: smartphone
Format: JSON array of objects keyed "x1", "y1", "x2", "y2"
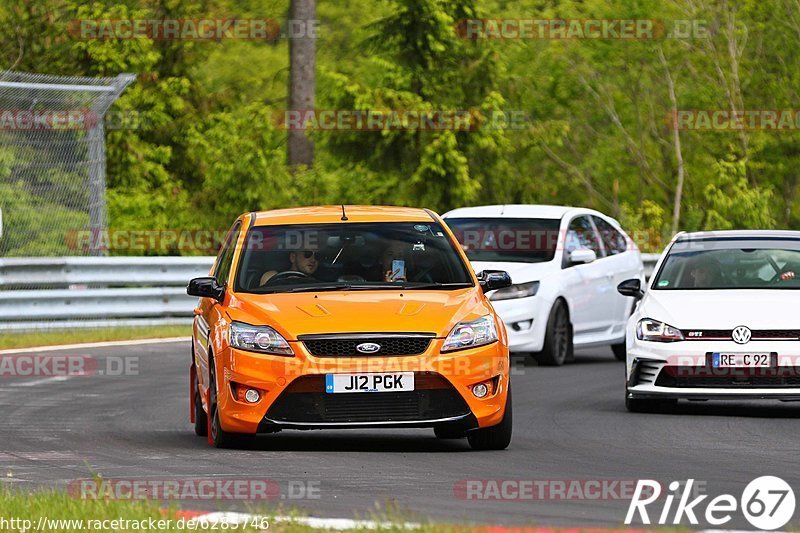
[{"x1": 391, "y1": 259, "x2": 406, "y2": 281}]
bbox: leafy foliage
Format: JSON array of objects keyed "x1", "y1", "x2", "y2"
[{"x1": 0, "y1": 0, "x2": 795, "y2": 255}]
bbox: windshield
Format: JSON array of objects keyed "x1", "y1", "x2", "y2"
[
  {"x1": 445, "y1": 217, "x2": 561, "y2": 263},
  {"x1": 653, "y1": 238, "x2": 800, "y2": 290},
  {"x1": 234, "y1": 222, "x2": 473, "y2": 293}
]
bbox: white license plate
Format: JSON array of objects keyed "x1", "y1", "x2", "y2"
[
  {"x1": 325, "y1": 372, "x2": 414, "y2": 393},
  {"x1": 712, "y1": 353, "x2": 772, "y2": 368}
]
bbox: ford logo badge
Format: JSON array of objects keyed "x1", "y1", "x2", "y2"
[{"x1": 356, "y1": 342, "x2": 381, "y2": 354}]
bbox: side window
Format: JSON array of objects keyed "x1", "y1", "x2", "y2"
[
  {"x1": 214, "y1": 222, "x2": 242, "y2": 286},
  {"x1": 566, "y1": 216, "x2": 603, "y2": 257},
  {"x1": 593, "y1": 216, "x2": 627, "y2": 255}
]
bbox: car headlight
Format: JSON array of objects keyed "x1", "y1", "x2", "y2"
[
  {"x1": 636, "y1": 318, "x2": 684, "y2": 342},
  {"x1": 490, "y1": 281, "x2": 540, "y2": 301},
  {"x1": 442, "y1": 316, "x2": 498, "y2": 352},
  {"x1": 229, "y1": 321, "x2": 294, "y2": 356}
]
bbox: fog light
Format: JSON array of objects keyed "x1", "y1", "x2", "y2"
[
  {"x1": 510, "y1": 319, "x2": 533, "y2": 332},
  {"x1": 244, "y1": 389, "x2": 260, "y2": 403},
  {"x1": 472, "y1": 383, "x2": 489, "y2": 398}
]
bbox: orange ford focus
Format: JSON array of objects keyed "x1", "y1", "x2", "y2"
[{"x1": 188, "y1": 206, "x2": 513, "y2": 450}]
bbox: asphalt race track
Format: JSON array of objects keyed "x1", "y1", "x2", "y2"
[{"x1": 2, "y1": 339, "x2": 800, "y2": 528}]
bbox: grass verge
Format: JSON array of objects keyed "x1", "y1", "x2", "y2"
[
  {"x1": 0, "y1": 325, "x2": 190, "y2": 350},
  {"x1": 0, "y1": 487, "x2": 432, "y2": 532}
]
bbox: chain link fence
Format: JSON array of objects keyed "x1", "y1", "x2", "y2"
[{"x1": 0, "y1": 70, "x2": 133, "y2": 258}]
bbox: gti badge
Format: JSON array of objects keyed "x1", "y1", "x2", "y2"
[
  {"x1": 731, "y1": 326, "x2": 752, "y2": 345},
  {"x1": 356, "y1": 342, "x2": 381, "y2": 354}
]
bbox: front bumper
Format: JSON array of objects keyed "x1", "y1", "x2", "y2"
[
  {"x1": 491, "y1": 295, "x2": 551, "y2": 352},
  {"x1": 216, "y1": 338, "x2": 509, "y2": 434},
  {"x1": 626, "y1": 339, "x2": 800, "y2": 400}
]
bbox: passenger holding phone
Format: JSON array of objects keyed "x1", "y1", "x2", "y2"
[{"x1": 381, "y1": 241, "x2": 408, "y2": 282}]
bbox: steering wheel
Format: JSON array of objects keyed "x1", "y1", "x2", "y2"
[{"x1": 264, "y1": 270, "x2": 314, "y2": 285}]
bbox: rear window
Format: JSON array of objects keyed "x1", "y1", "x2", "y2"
[{"x1": 445, "y1": 217, "x2": 561, "y2": 263}]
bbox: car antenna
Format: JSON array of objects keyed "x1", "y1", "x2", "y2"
[
  {"x1": 500, "y1": 204, "x2": 506, "y2": 215},
  {"x1": 341, "y1": 204, "x2": 348, "y2": 221}
]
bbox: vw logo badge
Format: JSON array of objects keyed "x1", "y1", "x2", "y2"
[
  {"x1": 732, "y1": 326, "x2": 752, "y2": 345},
  {"x1": 356, "y1": 342, "x2": 381, "y2": 354}
]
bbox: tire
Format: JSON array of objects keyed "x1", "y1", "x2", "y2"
[
  {"x1": 533, "y1": 300, "x2": 573, "y2": 366},
  {"x1": 467, "y1": 386, "x2": 512, "y2": 450},
  {"x1": 208, "y1": 360, "x2": 251, "y2": 449},
  {"x1": 193, "y1": 368, "x2": 207, "y2": 437},
  {"x1": 434, "y1": 426, "x2": 466, "y2": 439},
  {"x1": 611, "y1": 342, "x2": 626, "y2": 361}
]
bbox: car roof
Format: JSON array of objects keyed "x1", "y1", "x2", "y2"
[
  {"x1": 676, "y1": 229, "x2": 800, "y2": 241},
  {"x1": 250, "y1": 205, "x2": 436, "y2": 226},
  {"x1": 443, "y1": 204, "x2": 603, "y2": 221}
]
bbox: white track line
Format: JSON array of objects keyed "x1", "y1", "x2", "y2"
[
  {"x1": 9, "y1": 375, "x2": 72, "y2": 387},
  {"x1": 187, "y1": 513, "x2": 764, "y2": 532},
  {"x1": 188, "y1": 511, "x2": 418, "y2": 530},
  {"x1": 0, "y1": 337, "x2": 191, "y2": 355}
]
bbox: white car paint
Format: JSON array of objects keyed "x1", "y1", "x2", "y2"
[
  {"x1": 625, "y1": 230, "x2": 800, "y2": 401},
  {"x1": 443, "y1": 204, "x2": 644, "y2": 353}
]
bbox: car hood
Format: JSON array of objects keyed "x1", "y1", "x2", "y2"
[
  {"x1": 469, "y1": 260, "x2": 556, "y2": 285},
  {"x1": 227, "y1": 288, "x2": 489, "y2": 340},
  {"x1": 641, "y1": 289, "x2": 800, "y2": 329}
]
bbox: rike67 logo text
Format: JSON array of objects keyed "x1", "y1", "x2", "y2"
[{"x1": 625, "y1": 476, "x2": 795, "y2": 530}]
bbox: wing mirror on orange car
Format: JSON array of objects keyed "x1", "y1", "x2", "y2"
[
  {"x1": 477, "y1": 270, "x2": 513, "y2": 293},
  {"x1": 187, "y1": 277, "x2": 225, "y2": 302}
]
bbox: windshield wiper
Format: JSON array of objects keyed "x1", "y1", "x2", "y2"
[
  {"x1": 256, "y1": 283, "x2": 352, "y2": 294},
  {"x1": 401, "y1": 282, "x2": 474, "y2": 290},
  {"x1": 285, "y1": 283, "x2": 353, "y2": 293},
  {"x1": 257, "y1": 282, "x2": 473, "y2": 293}
]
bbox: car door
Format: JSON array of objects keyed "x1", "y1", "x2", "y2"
[
  {"x1": 194, "y1": 220, "x2": 241, "y2": 398},
  {"x1": 560, "y1": 215, "x2": 615, "y2": 341},
  {"x1": 592, "y1": 215, "x2": 640, "y2": 338}
]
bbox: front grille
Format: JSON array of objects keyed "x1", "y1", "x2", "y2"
[
  {"x1": 299, "y1": 334, "x2": 434, "y2": 357},
  {"x1": 681, "y1": 329, "x2": 800, "y2": 340},
  {"x1": 655, "y1": 366, "x2": 800, "y2": 388},
  {"x1": 265, "y1": 373, "x2": 470, "y2": 423}
]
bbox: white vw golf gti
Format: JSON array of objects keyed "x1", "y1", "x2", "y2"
[{"x1": 620, "y1": 230, "x2": 800, "y2": 411}]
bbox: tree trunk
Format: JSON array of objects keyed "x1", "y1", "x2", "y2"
[
  {"x1": 288, "y1": 0, "x2": 315, "y2": 169},
  {"x1": 658, "y1": 48, "x2": 685, "y2": 237}
]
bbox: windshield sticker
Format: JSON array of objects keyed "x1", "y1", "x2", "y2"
[{"x1": 657, "y1": 280, "x2": 669, "y2": 287}]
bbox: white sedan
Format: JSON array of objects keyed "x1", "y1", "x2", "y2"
[
  {"x1": 619, "y1": 230, "x2": 800, "y2": 412},
  {"x1": 443, "y1": 205, "x2": 644, "y2": 365}
]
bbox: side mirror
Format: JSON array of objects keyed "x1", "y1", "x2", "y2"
[
  {"x1": 477, "y1": 270, "x2": 512, "y2": 293},
  {"x1": 187, "y1": 277, "x2": 225, "y2": 302},
  {"x1": 568, "y1": 248, "x2": 597, "y2": 265},
  {"x1": 617, "y1": 278, "x2": 644, "y2": 299}
]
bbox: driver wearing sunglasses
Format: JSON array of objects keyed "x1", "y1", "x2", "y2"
[{"x1": 259, "y1": 250, "x2": 320, "y2": 286}]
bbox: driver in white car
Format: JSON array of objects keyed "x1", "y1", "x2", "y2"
[{"x1": 259, "y1": 250, "x2": 320, "y2": 286}]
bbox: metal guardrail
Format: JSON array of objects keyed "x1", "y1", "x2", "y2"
[
  {"x1": 641, "y1": 253, "x2": 660, "y2": 279},
  {"x1": 0, "y1": 256, "x2": 214, "y2": 289},
  {"x1": 0, "y1": 254, "x2": 661, "y2": 331},
  {"x1": 0, "y1": 257, "x2": 214, "y2": 331}
]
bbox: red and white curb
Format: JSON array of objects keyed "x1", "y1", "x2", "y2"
[
  {"x1": 171, "y1": 509, "x2": 419, "y2": 530},
  {"x1": 168, "y1": 511, "x2": 769, "y2": 532}
]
